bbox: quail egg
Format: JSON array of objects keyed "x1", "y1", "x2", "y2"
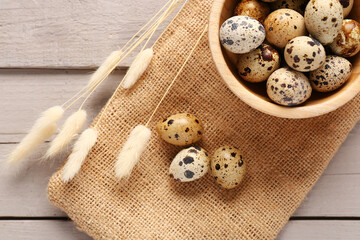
[
  {"x1": 156, "y1": 113, "x2": 204, "y2": 146},
  {"x1": 309, "y1": 55, "x2": 352, "y2": 92},
  {"x1": 284, "y1": 36, "x2": 326, "y2": 72},
  {"x1": 340, "y1": 0, "x2": 354, "y2": 18},
  {"x1": 211, "y1": 146, "x2": 246, "y2": 189},
  {"x1": 237, "y1": 44, "x2": 280, "y2": 82},
  {"x1": 330, "y1": 19, "x2": 360, "y2": 57},
  {"x1": 305, "y1": 0, "x2": 344, "y2": 45},
  {"x1": 234, "y1": 0, "x2": 271, "y2": 23},
  {"x1": 220, "y1": 16, "x2": 266, "y2": 54},
  {"x1": 267, "y1": 67, "x2": 312, "y2": 106},
  {"x1": 169, "y1": 146, "x2": 210, "y2": 182},
  {"x1": 270, "y1": 0, "x2": 309, "y2": 15},
  {"x1": 264, "y1": 9, "x2": 307, "y2": 48}
]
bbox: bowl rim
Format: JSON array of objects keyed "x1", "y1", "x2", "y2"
[{"x1": 208, "y1": 0, "x2": 360, "y2": 119}]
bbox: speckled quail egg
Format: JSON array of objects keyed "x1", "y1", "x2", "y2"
[
  {"x1": 309, "y1": 55, "x2": 352, "y2": 92},
  {"x1": 156, "y1": 113, "x2": 204, "y2": 146},
  {"x1": 169, "y1": 146, "x2": 210, "y2": 182},
  {"x1": 340, "y1": 0, "x2": 354, "y2": 17},
  {"x1": 220, "y1": 16, "x2": 266, "y2": 54},
  {"x1": 330, "y1": 19, "x2": 360, "y2": 57},
  {"x1": 237, "y1": 44, "x2": 280, "y2": 82},
  {"x1": 305, "y1": 0, "x2": 344, "y2": 45},
  {"x1": 267, "y1": 68, "x2": 312, "y2": 106},
  {"x1": 234, "y1": 0, "x2": 271, "y2": 23},
  {"x1": 211, "y1": 146, "x2": 246, "y2": 189},
  {"x1": 270, "y1": 0, "x2": 309, "y2": 15},
  {"x1": 264, "y1": 9, "x2": 307, "y2": 48},
  {"x1": 284, "y1": 36, "x2": 326, "y2": 72}
]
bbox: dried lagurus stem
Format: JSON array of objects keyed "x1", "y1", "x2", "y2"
[
  {"x1": 115, "y1": 125, "x2": 152, "y2": 179},
  {"x1": 7, "y1": 106, "x2": 64, "y2": 165},
  {"x1": 121, "y1": 48, "x2": 154, "y2": 89},
  {"x1": 86, "y1": 50, "x2": 123, "y2": 90},
  {"x1": 61, "y1": 128, "x2": 98, "y2": 182},
  {"x1": 45, "y1": 110, "x2": 87, "y2": 159},
  {"x1": 113, "y1": 25, "x2": 208, "y2": 180}
]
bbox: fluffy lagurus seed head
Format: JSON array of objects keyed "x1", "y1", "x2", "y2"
[
  {"x1": 61, "y1": 128, "x2": 98, "y2": 183},
  {"x1": 36, "y1": 106, "x2": 65, "y2": 125},
  {"x1": 237, "y1": 44, "x2": 280, "y2": 83},
  {"x1": 169, "y1": 146, "x2": 210, "y2": 182},
  {"x1": 8, "y1": 124, "x2": 57, "y2": 165},
  {"x1": 121, "y1": 48, "x2": 154, "y2": 89},
  {"x1": 156, "y1": 113, "x2": 204, "y2": 146},
  {"x1": 309, "y1": 56, "x2": 352, "y2": 92},
  {"x1": 219, "y1": 16, "x2": 266, "y2": 54},
  {"x1": 211, "y1": 146, "x2": 246, "y2": 189},
  {"x1": 115, "y1": 125, "x2": 151, "y2": 179},
  {"x1": 7, "y1": 106, "x2": 64, "y2": 165},
  {"x1": 45, "y1": 110, "x2": 87, "y2": 159},
  {"x1": 267, "y1": 67, "x2": 312, "y2": 106},
  {"x1": 87, "y1": 50, "x2": 122, "y2": 90},
  {"x1": 284, "y1": 36, "x2": 326, "y2": 72},
  {"x1": 304, "y1": 0, "x2": 343, "y2": 45}
]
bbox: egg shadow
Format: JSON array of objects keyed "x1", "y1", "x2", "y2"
[
  {"x1": 168, "y1": 172, "x2": 209, "y2": 198},
  {"x1": 212, "y1": 173, "x2": 251, "y2": 203}
]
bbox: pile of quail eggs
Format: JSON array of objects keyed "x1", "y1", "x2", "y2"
[
  {"x1": 156, "y1": 113, "x2": 246, "y2": 189},
  {"x1": 220, "y1": 0, "x2": 359, "y2": 106}
]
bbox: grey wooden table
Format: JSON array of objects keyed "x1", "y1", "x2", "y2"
[{"x1": 1, "y1": 1, "x2": 360, "y2": 239}]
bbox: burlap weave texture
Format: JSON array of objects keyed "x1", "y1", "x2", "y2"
[{"x1": 48, "y1": 0, "x2": 360, "y2": 239}]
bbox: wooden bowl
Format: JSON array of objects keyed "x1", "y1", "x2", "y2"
[{"x1": 209, "y1": 0, "x2": 360, "y2": 118}]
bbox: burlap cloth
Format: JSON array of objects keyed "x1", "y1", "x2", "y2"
[{"x1": 47, "y1": 0, "x2": 360, "y2": 239}]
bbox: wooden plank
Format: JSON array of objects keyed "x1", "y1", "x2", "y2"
[
  {"x1": 0, "y1": 220, "x2": 359, "y2": 239},
  {"x1": 278, "y1": 220, "x2": 360, "y2": 240},
  {"x1": 2, "y1": 140, "x2": 359, "y2": 217},
  {"x1": 0, "y1": 69, "x2": 124, "y2": 142},
  {"x1": 0, "y1": 0, "x2": 176, "y2": 68},
  {"x1": 0, "y1": 220, "x2": 92, "y2": 240},
  {"x1": 0, "y1": 143, "x2": 68, "y2": 217},
  {"x1": 293, "y1": 174, "x2": 360, "y2": 217},
  {"x1": 1, "y1": 68, "x2": 359, "y2": 171},
  {"x1": 325, "y1": 123, "x2": 360, "y2": 175}
]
